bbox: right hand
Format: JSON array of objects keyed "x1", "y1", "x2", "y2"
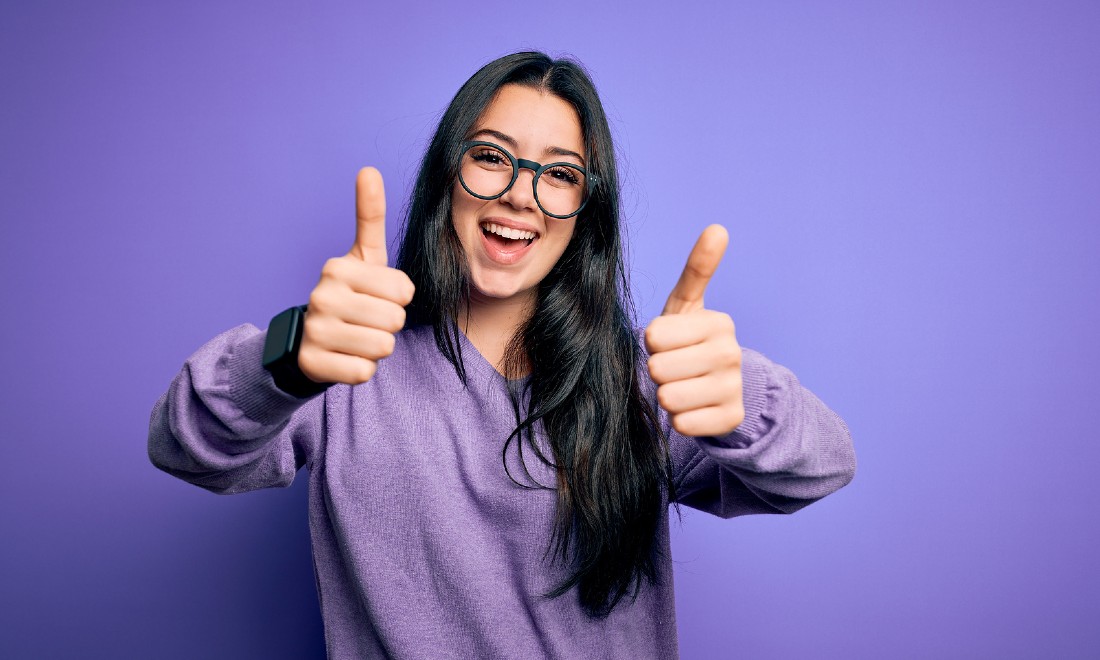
[{"x1": 297, "y1": 167, "x2": 416, "y2": 385}]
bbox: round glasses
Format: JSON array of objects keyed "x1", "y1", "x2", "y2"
[{"x1": 458, "y1": 140, "x2": 595, "y2": 219}]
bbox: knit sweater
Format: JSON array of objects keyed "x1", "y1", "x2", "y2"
[{"x1": 148, "y1": 323, "x2": 856, "y2": 659}]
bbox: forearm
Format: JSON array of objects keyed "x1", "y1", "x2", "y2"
[
  {"x1": 672, "y1": 348, "x2": 856, "y2": 516},
  {"x1": 147, "y1": 324, "x2": 323, "y2": 494}
]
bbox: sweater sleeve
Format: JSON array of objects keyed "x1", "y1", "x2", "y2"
[
  {"x1": 147, "y1": 324, "x2": 325, "y2": 495},
  {"x1": 668, "y1": 347, "x2": 856, "y2": 517}
]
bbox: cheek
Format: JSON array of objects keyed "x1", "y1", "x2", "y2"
[
  {"x1": 449, "y1": 187, "x2": 466, "y2": 224},
  {"x1": 546, "y1": 223, "x2": 577, "y2": 261},
  {"x1": 450, "y1": 188, "x2": 480, "y2": 238}
]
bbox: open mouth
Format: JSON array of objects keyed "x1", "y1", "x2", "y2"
[{"x1": 480, "y1": 221, "x2": 537, "y2": 249}]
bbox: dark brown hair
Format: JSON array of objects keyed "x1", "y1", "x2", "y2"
[{"x1": 396, "y1": 51, "x2": 673, "y2": 617}]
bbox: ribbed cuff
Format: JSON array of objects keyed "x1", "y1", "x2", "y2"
[
  {"x1": 723, "y1": 348, "x2": 774, "y2": 449},
  {"x1": 227, "y1": 329, "x2": 320, "y2": 425}
]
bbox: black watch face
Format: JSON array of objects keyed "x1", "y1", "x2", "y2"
[{"x1": 262, "y1": 307, "x2": 302, "y2": 369}]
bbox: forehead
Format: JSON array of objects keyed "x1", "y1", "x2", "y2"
[{"x1": 474, "y1": 84, "x2": 584, "y2": 154}]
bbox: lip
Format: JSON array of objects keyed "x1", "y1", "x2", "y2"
[
  {"x1": 479, "y1": 216, "x2": 541, "y2": 237},
  {"x1": 478, "y1": 219, "x2": 537, "y2": 266}
]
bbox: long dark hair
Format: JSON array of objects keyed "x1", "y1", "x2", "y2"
[{"x1": 396, "y1": 52, "x2": 674, "y2": 618}]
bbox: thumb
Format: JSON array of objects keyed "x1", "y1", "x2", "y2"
[
  {"x1": 350, "y1": 167, "x2": 388, "y2": 265},
  {"x1": 662, "y1": 224, "x2": 729, "y2": 315}
]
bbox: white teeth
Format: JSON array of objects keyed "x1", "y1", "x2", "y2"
[{"x1": 482, "y1": 222, "x2": 536, "y2": 241}]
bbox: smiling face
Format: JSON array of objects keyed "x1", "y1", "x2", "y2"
[{"x1": 451, "y1": 84, "x2": 584, "y2": 309}]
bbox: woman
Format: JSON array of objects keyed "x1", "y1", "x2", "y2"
[{"x1": 149, "y1": 52, "x2": 856, "y2": 659}]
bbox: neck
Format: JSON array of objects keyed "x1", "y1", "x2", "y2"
[{"x1": 458, "y1": 290, "x2": 535, "y2": 377}]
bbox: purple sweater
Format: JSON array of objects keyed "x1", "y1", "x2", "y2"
[{"x1": 148, "y1": 323, "x2": 855, "y2": 659}]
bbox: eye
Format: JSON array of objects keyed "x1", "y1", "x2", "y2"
[
  {"x1": 544, "y1": 165, "x2": 582, "y2": 187},
  {"x1": 470, "y1": 147, "x2": 509, "y2": 168}
]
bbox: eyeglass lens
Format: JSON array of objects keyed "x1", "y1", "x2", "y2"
[{"x1": 460, "y1": 143, "x2": 588, "y2": 218}]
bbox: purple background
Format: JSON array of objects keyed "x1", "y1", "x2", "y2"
[{"x1": 2, "y1": 1, "x2": 1098, "y2": 657}]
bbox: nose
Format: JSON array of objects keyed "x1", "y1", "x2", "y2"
[{"x1": 499, "y1": 165, "x2": 538, "y2": 213}]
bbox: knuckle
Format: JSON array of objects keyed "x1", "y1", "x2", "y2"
[
  {"x1": 320, "y1": 257, "x2": 344, "y2": 280},
  {"x1": 644, "y1": 321, "x2": 663, "y2": 349},
  {"x1": 656, "y1": 384, "x2": 677, "y2": 411},
  {"x1": 397, "y1": 272, "x2": 416, "y2": 304},
  {"x1": 302, "y1": 317, "x2": 325, "y2": 345},
  {"x1": 299, "y1": 324, "x2": 319, "y2": 351},
  {"x1": 714, "y1": 311, "x2": 735, "y2": 334},
  {"x1": 646, "y1": 355, "x2": 664, "y2": 383},
  {"x1": 372, "y1": 332, "x2": 396, "y2": 358},
  {"x1": 373, "y1": 309, "x2": 400, "y2": 334},
  {"x1": 355, "y1": 360, "x2": 377, "y2": 384},
  {"x1": 719, "y1": 340, "x2": 742, "y2": 367},
  {"x1": 308, "y1": 288, "x2": 334, "y2": 315},
  {"x1": 391, "y1": 306, "x2": 407, "y2": 331},
  {"x1": 312, "y1": 316, "x2": 338, "y2": 346},
  {"x1": 296, "y1": 349, "x2": 313, "y2": 370},
  {"x1": 297, "y1": 351, "x2": 323, "y2": 381},
  {"x1": 671, "y1": 414, "x2": 694, "y2": 437}
]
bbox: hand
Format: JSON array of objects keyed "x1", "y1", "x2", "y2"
[
  {"x1": 297, "y1": 167, "x2": 416, "y2": 385},
  {"x1": 645, "y1": 224, "x2": 744, "y2": 437}
]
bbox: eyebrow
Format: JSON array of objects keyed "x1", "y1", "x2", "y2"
[{"x1": 469, "y1": 129, "x2": 586, "y2": 166}]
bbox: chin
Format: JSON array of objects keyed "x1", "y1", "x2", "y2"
[{"x1": 469, "y1": 272, "x2": 535, "y2": 303}]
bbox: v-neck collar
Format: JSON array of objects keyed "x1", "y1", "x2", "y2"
[{"x1": 454, "y1": 324, "x2": 531, "y2": 390}]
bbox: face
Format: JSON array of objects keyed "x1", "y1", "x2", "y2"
[{"x1": 451, "y1": 84, "x2": 584, "y2": 308}]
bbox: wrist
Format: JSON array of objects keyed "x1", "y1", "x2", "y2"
[{"x1": 262, "y1": 305, "x2": 332, "y2": 398}]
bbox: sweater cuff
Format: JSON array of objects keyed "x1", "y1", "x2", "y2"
[
  {"x1": 227, "y1": 328, "x2": 322, "y2": 425},
  {"x1": 713, "y1": 348, "x2": 775, "y2": 450}
]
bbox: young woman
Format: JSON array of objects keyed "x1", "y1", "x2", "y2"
[{"x1": 149, "y1": 52, "x2": 856, "y2": 659}]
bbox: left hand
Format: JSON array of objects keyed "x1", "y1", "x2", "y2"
[{"x1": 645, "y1": 224, "x2": 745, "y2": 437}]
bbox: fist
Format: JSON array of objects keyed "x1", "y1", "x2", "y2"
[
  {"x1": 645, "y1": 225, "x2": 745, "y2": 437},
  {"x1": 297, "y1": 167, "x2": 415, "y2": 385}
]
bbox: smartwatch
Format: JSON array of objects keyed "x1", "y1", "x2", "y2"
[{"x1": 262, "y1": 305, "x2": 332, "y2": 398}]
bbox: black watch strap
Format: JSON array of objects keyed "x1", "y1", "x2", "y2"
[{"x1": 262, "y1": 305, "x2": 332, "y2": 398}]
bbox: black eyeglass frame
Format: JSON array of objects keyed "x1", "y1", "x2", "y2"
[{"x1": 457, "y1": 140, "x2": 598, "y2": 220}]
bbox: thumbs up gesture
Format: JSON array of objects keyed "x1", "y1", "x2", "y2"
[
  {"x1": 645, "y1": 225, "x2": 745, "y2": 437},
  {"x1": 297, "y1": 168, "x2": 416, "y2": 385}
]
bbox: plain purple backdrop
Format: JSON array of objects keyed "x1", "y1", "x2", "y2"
[{"x1": 2, "y1": 1, "x2": 1098, "y2": 658}]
